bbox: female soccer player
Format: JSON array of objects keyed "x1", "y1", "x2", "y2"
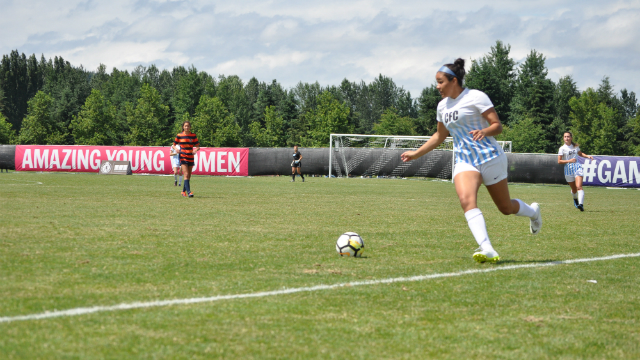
[
  {"x1": 401, "y1": 58, "x2": 542, "y2": 263},
  {"x1": 169, "y1": 143, "x2": 182, "y2": 187},
  {"x1": 173, "y1": 121, "x2": 199, "y2": 197},
  {"x1": 558, "y1": 131, "x2": 594, "y2": 211},
  {"x1": 291, "y1": 145, "x2": 304, "y2": 182}
]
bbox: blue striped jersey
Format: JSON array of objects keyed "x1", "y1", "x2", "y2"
[
  {"x1": 436, "y1": 89, "x2": 503, "y2": 166},
  {"x1": 558, "y1": 144, "x2": 582, "y2": 176}
]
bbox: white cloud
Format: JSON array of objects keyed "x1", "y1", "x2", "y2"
[{"x1": 1, "y1": 0, "x2": 640, "y2": 95}]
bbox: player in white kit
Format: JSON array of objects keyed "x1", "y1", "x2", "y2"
[
  {"x1": 170, "y1": 144, "x2": 182, "y2": 187},
  {"x1": 401, "y1": 58, "x2": 542, "y2": 263},
  {"x1": 558, "y1": 131, "x2": 593, "y2": 211}
]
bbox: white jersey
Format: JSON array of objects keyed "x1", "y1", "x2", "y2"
[
  {"x1": 558, "y1": 144, "x2": 581, "y2": 176},
  {"x1": 170, "y1": 145, "x2": 180, "y2": 167},
  {"x1": 437, "y1": 88, "x2": 504, "y2": 166}
]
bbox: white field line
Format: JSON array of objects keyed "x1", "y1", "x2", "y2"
[{"x1": 1, "y1": 252, "x2": 639, "y2": 324}]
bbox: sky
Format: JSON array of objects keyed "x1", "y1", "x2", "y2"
[{"x1": 1, "y1": 0, "x2": 639, "y2": 96}]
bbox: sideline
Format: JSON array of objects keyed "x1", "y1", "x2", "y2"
[{"x1": 1, "y1": 252, "x2": 638, "y2": 324}]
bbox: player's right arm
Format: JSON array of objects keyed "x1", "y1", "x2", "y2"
[
  {"x1": 557, "y1": 156, "x2": 576, "y2": 164},
  {"x1": 401, "y1": 122, "x2": 450, "y2": 162}
]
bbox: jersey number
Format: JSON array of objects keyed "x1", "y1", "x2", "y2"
[{"x1": 444, "y1": 111, "x2": 459, "y2": 124}]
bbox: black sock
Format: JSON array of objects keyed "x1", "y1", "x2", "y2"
[
  {"x1": 300, "y1": 174, "x2": 304, "y2": 180},
  {"x1": 183, "y1": 181, "x2": 186, "y2": 192},
  {"x1": 292, "y1": 174, "x2": 295, "y2": 181},
  {"x1": 185, "y1": 179, "x2": 190, "y2": 193}
]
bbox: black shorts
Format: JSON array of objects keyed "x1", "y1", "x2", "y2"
[
  {"x1": 180, "y1": 160, "x2": 195, "y2": 166},
  {"x1": 291, "y1": 161, "x2": 301, "y2": 168}
]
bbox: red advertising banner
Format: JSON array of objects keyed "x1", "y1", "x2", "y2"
[{"x1": 14, "y1": 145, "x2": 249, "y2": 176}]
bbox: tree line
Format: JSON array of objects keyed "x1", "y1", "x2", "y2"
[{"x1": 1, "y1": 41, "x2": 639, "y2": 155}]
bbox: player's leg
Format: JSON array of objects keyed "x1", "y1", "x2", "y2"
[
  {"x1": 567, "y1": 177, "x2": 578, "y2": 208},
  {"x1": 173, "y1": 166, "x2": 179, "y2": 186},
  {"x1": 291, "y1": 166, "x2": 296, "y2": 182},
  {"x1": 575, "y1": 176, "x2": 585, "y2": 211},
  {"x1": 485, "y1": 179, "x2": 541, "y2": 235},
  {"x1": 181, "y1": 163, "x2": 190, "y2": 196},
  {"x1": 297, "y1": 167, "x2": 304, "y2": 182},
  {"x1": 454, "y1": 169, "x2": 498, "y2": 263},
  {"x1": 185, "y1": 165, "x2": 194, "y2": 197}
]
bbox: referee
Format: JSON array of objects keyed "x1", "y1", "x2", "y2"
[{"x1": 291, "y1": 145, "x2": 304, "y2": 182}]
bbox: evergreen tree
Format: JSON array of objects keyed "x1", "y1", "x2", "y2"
[
  {"x1": 0, "y1": 111, "x2": 16, "y2": 144},
  {"x1": 551, "y1": 75, "x2": 580, "y2": 147},
  {"x1": 191, "y1": 95, "x2": 242, "y2": 147},
  {"x1": 172, "y1": 66, "x2": 215, "y2": 119},
  {"x1": 0, "y1": 51, "x2": 34, "y2": 131},
  {"x1": 373, "y1": 107, "x2": 416, "y2": 135},
  {"x1": 497, "y1": 117, "x2": 547, "y2": 153},
  {"x1": 216, "y1": 75, "x2": 251, "y2": 144},
  {"x1": 509, "y1": 50, "x2": 556, "y2": 152},
  {"x1": 18, "y1": 91, "x2": 66, "y2": 144},
  {"x1": 620, "y1": 89, "x2": 638, "y2": 122},
  {"x1": 306, "y1": 91, "x2": 350, "y2": 146},
  {"x1": 569, "y1": 88, "x2": 619, "y2": 155},
  {"x1": 595, "y1": 77, "x2": 626, "y2": 151},
  {"x1": 125, "y1": 84, "x2": 169, "y2": 146},
  {"x1": 249, "y1": 105, "x2": 286, "y2": 147},
  {"x1": 70, "y1": 89, "x2": 119, "y2": 145},
  {"x1": 40, "y1": 56, "x2": 92, "y2": 144},
  {"x1": 626, "y1": 109, "x2": 640, "y2": 155},
  {"x1": 415, "y1": 84, "x2": 441, "y2": 135},
  {"x1": 465, "y1": 40, "x2": 516, "y2": 125}
]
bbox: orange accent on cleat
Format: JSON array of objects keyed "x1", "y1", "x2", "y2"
[
  {"x1": 181, "y1": 191, "x2": 187, "y2": 197},
  {"x1": 188, "y1": 192, "x2": 194, "y2": 198}
]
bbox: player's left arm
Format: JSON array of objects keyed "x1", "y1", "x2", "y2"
[
  {"x1": 578, "y1": 150, "x2": 594, "y2": 160},
  {"x1": 470, "y1": 108, "x2": 502, "y2": 141}
]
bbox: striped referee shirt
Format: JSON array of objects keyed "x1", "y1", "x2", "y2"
[{"x1": 173, "y1": 132, "x2": 200, "y2": 163}]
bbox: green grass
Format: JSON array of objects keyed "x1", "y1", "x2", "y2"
[{"x1": 1, "y1": 172, "x2": 639, "y2": 359}]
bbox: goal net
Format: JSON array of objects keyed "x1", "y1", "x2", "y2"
[{"x1": 329, "y1": 133, "x2": 512, "y2": 181}]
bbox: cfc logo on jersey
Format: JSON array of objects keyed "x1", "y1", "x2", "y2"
[{"x1": 444, "y1": 111, "x2": 459, "y2": 124}]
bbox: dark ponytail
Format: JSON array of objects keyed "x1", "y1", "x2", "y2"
[{"x1": 443, "y1": 58, "x2": 466, "y2": 86}]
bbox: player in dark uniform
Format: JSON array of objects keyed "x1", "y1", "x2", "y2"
[
  {"x1": 291, "y1": 145, "x2": 304, "y2": 182},
  {"x1": 173, "y1": 121, "x2": 200, "y2": 197}
]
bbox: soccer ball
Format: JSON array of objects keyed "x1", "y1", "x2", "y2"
[{"x1": 336, "y1": 232, "x2": 365, "y2": 257}]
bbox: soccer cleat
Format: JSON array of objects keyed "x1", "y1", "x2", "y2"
[
  {"x1": 290, "y1": 180, "x2": 295, "y2": 182},
  {"x1": 573, "y1": 199, "x2": 579, "y2": 208},
  {"x1": 530, "y1": 202, "x2": 542, "y2": 235},
  {"x1": 188, "y1": 192, "x2": 194, "y2": 198},
  {"x1": 302, "y1": 178, "x2": 305, "y2": 182},
  {"x1": 174, "y1": 180, "x2": 177, "y2": 186},
  {"x1": 577, "y1": 204, "x2": 584, "y2": 212},
  {"x1": 181, "y1": 191, "x2": 187, "y2": 197},
  {"x1": 473, "y1": 249, "x2": 500, "y2": 263}
]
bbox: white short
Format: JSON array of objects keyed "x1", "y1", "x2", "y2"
[
  {"x1": 453, "y1": 153, "x2": 508, "y2": 186},
  {"x1": 565, "y1": 167, "x2": 583, "y2": 182},
  {"x1": 171, "y1": 157, "x2": 180, "y2": 168}
]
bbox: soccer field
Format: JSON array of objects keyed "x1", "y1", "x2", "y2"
[{"x1": 1, "y1": 172, "x2": 639, "y2": 359}]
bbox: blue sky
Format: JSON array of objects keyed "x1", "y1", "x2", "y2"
[{"x1": 1, "y1": 0, "x2": 639, "y2": 96}]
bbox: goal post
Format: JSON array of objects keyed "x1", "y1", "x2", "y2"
[{"x1": 328, "y1": 133, "x2": 511, "y2": 181}]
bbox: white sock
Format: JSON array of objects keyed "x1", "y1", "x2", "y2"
[
  {"x1": 572, "y1": 191, "x2": 578, "y2": 199},
  {"x1": 578, "y1": 190, "x2": 584, "y2": 205},
  {"x1": 465, "y1": 208, "x2": 494, "y2": 252},
  {"x1": 515, "y1": 199, "x2": 536, "y2": 218},
  {"x1": 174, "y1": 174, "x2": 178, "y2": 181}
]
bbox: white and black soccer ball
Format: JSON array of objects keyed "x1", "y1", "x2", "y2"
[{"x1": 336, "y1": 232, "x2": 365, "y2": 257}]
